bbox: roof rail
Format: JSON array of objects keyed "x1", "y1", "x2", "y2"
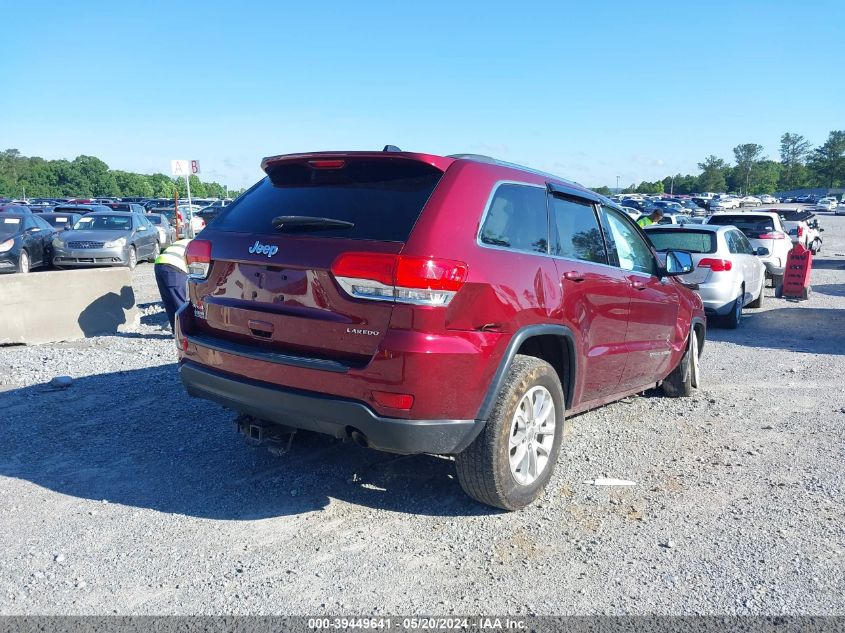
[{"x1": 447, "y1": 154, "x2": 584, "y2": 189}]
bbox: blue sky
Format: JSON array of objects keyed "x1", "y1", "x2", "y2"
[{"x1": 2, "y1": 0, "x2": 843, "y2": 190}]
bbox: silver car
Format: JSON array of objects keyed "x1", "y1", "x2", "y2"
[
  {"x1": 52, "y1": 211, "x2": 160, "y2": 270},
  {"x1": 145, "y1": 213, "x2": 177, "y2": 247},
  {"x1": 644, "y1": 224, "x2": 767, "y2": 328}
]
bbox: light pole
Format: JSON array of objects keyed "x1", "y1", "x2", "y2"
[
  {"x1": 670, "y1": 176, "x2": 675, "y2": 196},
  {"x1": 616, "y1": 175, "x2": 620, "y2": 193}
]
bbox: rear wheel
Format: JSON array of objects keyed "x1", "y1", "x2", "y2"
[
  {"x1": 455, "y1": 355, "x2": 567, "y2": 511},
  {"x1": 723, "y1": 289, "x2": 743, "y2": 329},
  {"x1": 17, "y1": 250, "x2": 30, "y2": 274},
  {"x1": 662, "y1": 329, "x2": 700, "y2": 397}
]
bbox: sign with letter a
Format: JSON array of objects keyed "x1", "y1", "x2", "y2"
[{"x1": 170, "y1": 160, "x2": 190, "y2": 176}]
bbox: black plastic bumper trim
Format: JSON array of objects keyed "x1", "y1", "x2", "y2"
[{"x1": 180, "y1": 362, "x2": 483, "y2": 455}]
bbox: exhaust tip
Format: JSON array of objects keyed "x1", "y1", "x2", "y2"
[{"x1": 349, "y1": 430, "x2": 369, "y2": 448}]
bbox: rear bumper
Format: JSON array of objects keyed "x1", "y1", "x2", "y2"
[
  {"x1": 696, "y1": 283, "x2": 739, "y2": 315},
  {"x1": 180, "y1": 361, "x2": 482, "y2": 455},
  {"x1": 759, "y1": 257, "x2": 784, "y2": 277}
]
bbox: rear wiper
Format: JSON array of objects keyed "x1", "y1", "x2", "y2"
[{"x1": 272, "y1": 215, "x2": 354, "y2": 232}]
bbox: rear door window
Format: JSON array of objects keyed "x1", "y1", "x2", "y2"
[
  {"x1": 212, "y1": 159, "x2": 444, "y2": 242},
  {"x1": 480, "y1": 184, "x2": 549, "y2": 254},
  {"x1": 733, "y1": 230, "x2": 754, "y2": 254},
  {"x1": 550, "y1": 195, "x2": 607, "y2": 264}
]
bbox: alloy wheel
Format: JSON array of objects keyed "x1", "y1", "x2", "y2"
[{"x1": 508, "y1": 386, "x2": 556, "y2": 486}]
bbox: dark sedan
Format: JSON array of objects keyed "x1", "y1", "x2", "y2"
[
  {"x1": 41, "y1": 212, "x2": 83, "y2": 232},
  {"x1": 0, "y1": 213, "x2": 56, "y2": 274},
  {"x1": 52, "y1": 204, "x2": 112, "y2": 215},
  {"x1": 0, "y1": 204, "x2": 34, "y2": 215}
]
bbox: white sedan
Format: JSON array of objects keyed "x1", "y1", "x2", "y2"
[
  {"x1": 816, "y1": 197, "x2": 838, "y2": 211},
  {"x1": 740, "y1": 196, "x2": 762, "y2": 207},
  {"x1": 759, "y1": 194, "x2": 777, "y2": 204}
]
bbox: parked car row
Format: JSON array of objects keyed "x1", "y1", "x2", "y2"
[{"x1": 0, "y1": 204, "x2": 164, "y2": 274}]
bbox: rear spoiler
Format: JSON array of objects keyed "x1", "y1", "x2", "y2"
[{"x1": 260, "y1": 151, "x2": 454, "y2": 174}]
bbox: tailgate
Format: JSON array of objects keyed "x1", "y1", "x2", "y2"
[
  {"x1": 194, "y1": 234, "x2": 400, "y2": 362},
  {"x1": 187, "y1": 154, "x2": 448, "y2": 364}
]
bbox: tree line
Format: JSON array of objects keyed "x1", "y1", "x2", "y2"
[
  {"x1": 593, "y1": 130, "x2": 845, "y2": 196},
  {"x1": 0, "y1": 149, "x2": 247, "y2": 200}
]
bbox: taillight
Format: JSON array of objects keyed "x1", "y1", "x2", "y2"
[
  {"x1": 331, "y1": 252, "x2": 468, "y2": 306},
  {"x1": 185, "y1": 239, "x2": 212, "y2": 279},
  {"x1": 698, "y1": 258, "x2": 733, "y2": 272},
  {"x1": 758, "y1": 232, "x2": 786, "y2": 240},
  {"x1": 796, "y1": 226, "x2": 804, "y2": 237}
]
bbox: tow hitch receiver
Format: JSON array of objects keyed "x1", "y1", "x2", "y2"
[{"x1": 235, "y1": 415, "x2": 296, "y2": 454}]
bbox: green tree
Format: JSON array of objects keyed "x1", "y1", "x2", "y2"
[
  {"x1": 187, "y1": 174, "x2": 207, "y2": 198},
  {"x1": 750, "y1": 160, "x2": 781, "y2": 194},
  {"x1": 779, "y1": 133, "x2": 811, "y2": 190},
  {"x1": 732, "y1": 143, "x2": 765, "y2": 194},
  {"x1": 807, "y1": 131, "x2": 845, "y2": 188},
  {"x1": 148, "y1": 173, "x2": 177, "y2": 198},
  {"x1": 697, "y1": 155, "x2": 728, "y2": 192},
  {"x1": 113, "y1": 171, "x2": 154, "y2": 197},
  {"x1": 592, "y1": 185, "x2": 611, "y2": 196}
]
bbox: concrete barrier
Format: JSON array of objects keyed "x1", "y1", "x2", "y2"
[{"x1": 0, "y1": 268, "x2": 140, "y2": 345}]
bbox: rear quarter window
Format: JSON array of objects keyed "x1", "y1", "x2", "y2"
[{"x1": 212, "y1": 159, "x2": 444, "y2": 242}]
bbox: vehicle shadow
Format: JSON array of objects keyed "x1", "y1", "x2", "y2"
[
  {"x1": 807, "y1": 257, "x2": 845, "y2": 271},
  {"x1": 707, "y1": 306, "x2": 845, "y2": 355},
  {"x1": 812, "y1": 284, "x2": 845, "y2": 298},
  {"x1": 0, "y1": 365, "x2": 494, "y2": 519}
]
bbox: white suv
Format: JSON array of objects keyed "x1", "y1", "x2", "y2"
[{"x1": 705, "y1": 211, "x2": 792, "y2": 286}]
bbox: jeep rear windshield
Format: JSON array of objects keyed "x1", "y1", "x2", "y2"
[
  {"x1": 646, "y1": 229, "x2": 717, "y2": 253},
  {"x1": 212, "y1": 159, "x2": 444, "y2": 242},
  {"x1": 707, "y1": 215, "x2": 776, "y2": 238}
]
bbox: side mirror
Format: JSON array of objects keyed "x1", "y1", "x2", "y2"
[
  {"x1": 756, "y1": 247, "x2": 770, "y2": 256},
  {"x1": 663, "y1": 249, "x2": 694, "y2": 276}
]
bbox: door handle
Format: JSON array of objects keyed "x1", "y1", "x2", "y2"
[
  {"x1": 563, "y1": 271, "x2": 585, "y2": 283},
  {"x1": 248, "y1": 319, "x2": 274, "y2": 339},
  {"x1": 630, "y1": 279, "x2": 649, "y2": 290}
]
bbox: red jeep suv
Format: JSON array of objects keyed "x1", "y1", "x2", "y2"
[{"x1": 175, "y1": 148, "x2": 705, "y2": 510}]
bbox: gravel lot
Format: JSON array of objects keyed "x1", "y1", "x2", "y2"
[{"x1": 1, "y1": 208, "x2": 844, "y2": 615}]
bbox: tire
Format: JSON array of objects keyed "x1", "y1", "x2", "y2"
[
  {"x1": 771, "y1": 274, "x2": 783, "y2": 292},
  {"x1": 127, "y1": 246, "x2": 137, "y2": 271},
  {"x1": 802, "y1": 286, "x2": 812, "y2": 300},
  {"x1": 17, "y1": 250, "x2": 30, "y2": 274},
  {"x1": 723, "y1": 289, "x2": 743, "y2": 329},
  {"x1": 455, "y1": 355, "x2": 568, "y2": 511},
  {"x1": 149, "y1": 242, "x2": 161, "y2": 262},
  {"x1": 662, "y1": 329, "x2": 700, "y2": 397},
  {"x1": 748, "y1": 279, "x2": 764, "y2": 308}
]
